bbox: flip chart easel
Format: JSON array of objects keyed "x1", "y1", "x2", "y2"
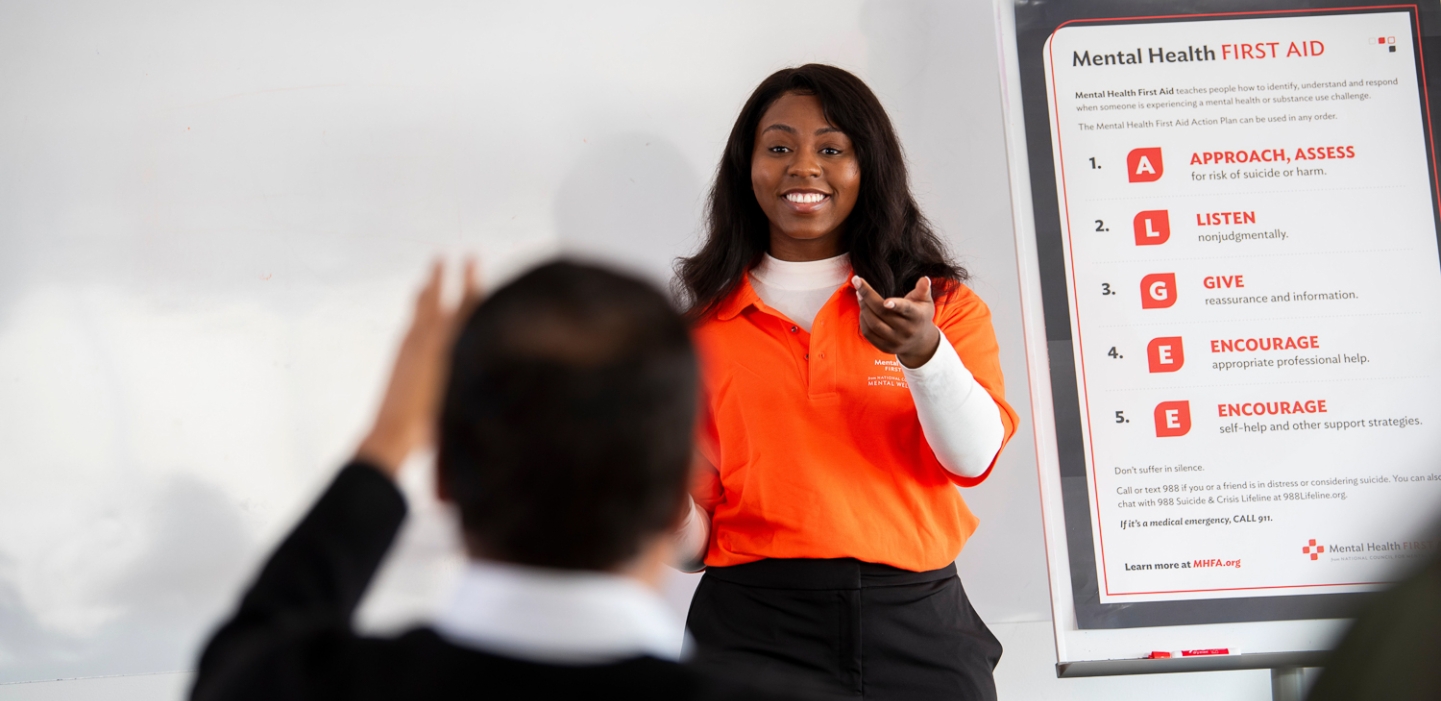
[{"x1": 994, "y1": 1, "x2": 1441, "y2": 696}]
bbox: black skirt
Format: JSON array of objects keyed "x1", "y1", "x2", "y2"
[{"x1": 684, "y1": 558, "x2": 1002, "y2": 701}]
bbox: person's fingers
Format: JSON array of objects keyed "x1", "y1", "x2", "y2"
[
  {"x1": 858, "y1": 312, "x2": 885, "y2": 347},
  {"x1": 454, "y1": 257, "x2": 483, "y2": 324},
  {"x1": 426, "y1": 259, "x2": 445, "y2": 304},
  {"x1": 859, "y1": 308, "x2": 902, "y2": 347},
  {"x1": 904, "y1": 276, "x2": 933, "y2": 304},
  {"x1": 860, "y1": 304, "x2": 901, "y2": 338},
  {"x1": 852, "y1": 276, "x2": 895, "y2": 318},
  {"x1": 881, "y1": 277, "x2": 934, "y2": 321},
  {"x1": 879, "y1": 296, "x2": 929, "y2": 322},
  {"x1": 461, "y1": 258, "x2": 482, "y2": 306},
  {"x1": 856, "y1": 275, "x2": 932, "y2": 327},
  {"x1": 415, "y1": 259, "x2": 445, "y2": 322}
]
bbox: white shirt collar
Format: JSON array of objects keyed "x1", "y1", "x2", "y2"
[
  {"x1": 751, "y1": 252, "x2": 851, "y2": 291},
  {"x1": 432, "y1": 559, "x2": 684, "y2": 665}
]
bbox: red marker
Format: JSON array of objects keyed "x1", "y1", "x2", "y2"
[
  {"x1": 1181, "y1": 648, "x2": 1230, "y2": 657},
  {"x1": 1147, "y1": 651, "x2": 1173, "y2": 659}
]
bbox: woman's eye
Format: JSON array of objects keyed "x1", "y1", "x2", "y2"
[
  {"x1": 768, "y1": 146, "x2": 790, "y2": 154},
  {"x1": 821, "y1": 147, "x2": 842, "y2": 156}
]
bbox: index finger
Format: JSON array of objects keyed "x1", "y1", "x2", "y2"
[
  {"x1": 416, "y1": 259, "x2": 445, "y2": 318},
  {"x1": 854, "y1": 276, "x2": 926, "y2": 323},
  {"x1": 880, "y1": 295, "x2": 932, "y2": 323},
  {"x1": 852, "y1": 276, "x2": 893, "y2": 318},
  {"x1": 460, "y1": 258, "x2": 483, "y2": 313}
]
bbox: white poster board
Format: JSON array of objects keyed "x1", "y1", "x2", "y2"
[{"x1": 996, "y1": 0, "x2": 1441, "y2": 675}]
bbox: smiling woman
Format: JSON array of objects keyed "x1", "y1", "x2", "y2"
[
  {"x1": 672, "y1": 65, "x2": 1021, "y2": 701},
  {"x1": 749, "y1": 92, "x2": 861, "y2": 261}
]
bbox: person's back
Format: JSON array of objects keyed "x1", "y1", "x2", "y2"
[
  {"x1": 190, "y1": 260, "x2": 803, "y2": 701},
  {"x1": 1306, "y1": 525, "x2": 1441, "y2": 701}
]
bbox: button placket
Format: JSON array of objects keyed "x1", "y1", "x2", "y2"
[
  {"x1": 796, "y1": 326, "x2": 811, "y2": 375},
  {"x1": 768, "y1": 314, "x2": 810, "y2": 386},
  {"x1": 808, "y1": 311, "x2": 842, "y2": 397}
]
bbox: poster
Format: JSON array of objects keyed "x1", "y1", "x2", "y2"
[{"x1": 1019, "y1": 3, "x2": 1441, "y2": 625}]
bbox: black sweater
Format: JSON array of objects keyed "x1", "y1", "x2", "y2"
[{"x1": 190, "y1": 462, "x2": 799, "y2": 701}]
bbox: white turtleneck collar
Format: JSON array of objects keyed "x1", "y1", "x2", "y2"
[
  {"x1": 751, "y1": 252, "x2": 851, "y2": 291},
  {"x1": 749, "y1": 253, "x2": 851, "y2": 331}
]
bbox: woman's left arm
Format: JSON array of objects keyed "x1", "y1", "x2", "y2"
[
  {"x1": 854, "y1": 276, "x2": 1013, "y2": 481},
  {"x1": 899, "y1": 340, "x2": 1005, "y2": 478}
]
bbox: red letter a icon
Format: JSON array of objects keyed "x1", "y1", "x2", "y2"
[{"x1": 1128, "y1": 148, "x2": 1164, "y2": 182}]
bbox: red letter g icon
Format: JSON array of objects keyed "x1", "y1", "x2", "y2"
[{"x1": 1140, "y1": 273, "x2": 1177, "y2": 309}]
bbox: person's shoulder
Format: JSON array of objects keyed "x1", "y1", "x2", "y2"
[
  {"x1": 933, "y1": 276, "x2": 981, "y2": 304},
  {"x1": 933, "y1": 278, "x2": 991, "y2": 324},
  {"x1": 374, "y1": 631, "x2": 815, "y2": 700},
  {"x1": 689, "y1": 289, "x2": 760, "y2": 364},
  {"x1": 352, "y1": 631, "x2": 679, "y2": 697},
  {"x1": 691, "y1": 310, "x2": 727, "y2": 334},
  {"x1": 1307, "y1": 555, "x2": 1441, "y2": 701},
  {"x1": 692, "y1": 280, "x2": 759, "y2": 330}
]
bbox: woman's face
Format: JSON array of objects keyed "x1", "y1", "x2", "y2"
[{"x1": 751, "y1": 92, "x2": 860, "y2": 261}]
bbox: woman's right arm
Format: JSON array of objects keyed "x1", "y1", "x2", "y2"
[
  {"x1": 672, "y1": 452, "x2": 721, "y2": 572},
  {"x1": 673, "y1": 497, "x2": 711, "y2": 572}
]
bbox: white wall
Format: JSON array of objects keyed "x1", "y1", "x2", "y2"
[{"x1": 0, "y1": 1, "x2": 1273, "y2": 698}]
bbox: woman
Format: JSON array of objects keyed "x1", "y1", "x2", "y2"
[{"x1": 672, "y1": 64, "x2": 1019, "y2": 701}]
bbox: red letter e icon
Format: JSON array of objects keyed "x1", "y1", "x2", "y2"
[
  {"x1": 1133, "y1": 210, "x2": 1170, "y2": 245},
  {"x1": 1154, "y1": 401, "x2": 1191, "y2": 437},
  {"x1": 1147, "y1": 337, "x2": 1184, "y2": 373},
  {"x1": 1140, "y1": 273, "x2": 1177, "y2": 309},
  {"x1": 1127, "y1": 147, "x2": 1164, "y2": 182}
]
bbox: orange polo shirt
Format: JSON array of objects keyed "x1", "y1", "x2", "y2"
[{"x1": 691, "y1": 276, "x2": 1019, "y2": 573}]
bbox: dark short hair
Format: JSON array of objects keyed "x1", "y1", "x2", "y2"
[
  {"x1": 675, "y1": 63, "x2": 966, "y2": 319},
  {"x1": 438, "y1": 260, "x2": 697, "y2": 570}
]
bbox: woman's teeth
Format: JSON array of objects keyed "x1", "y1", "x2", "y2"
[{"x1": 785, "y1": 192, "x2": 827, "y2": 204}]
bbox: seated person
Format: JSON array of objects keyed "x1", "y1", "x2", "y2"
[{"x1": 190, "y1": 260, "x2": 798, "y2": 701}]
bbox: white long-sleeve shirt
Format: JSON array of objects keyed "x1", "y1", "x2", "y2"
[{"x1": 672, "y1": 253, "x2": 1005, "y2": 569}]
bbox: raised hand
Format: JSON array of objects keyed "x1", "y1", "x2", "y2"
[
  {"x1": 853, "y1": 275, "x2": 942, "y2": 369},
  {"x1": 357, "y1": 259, "x2": 481, "y2": 477}
]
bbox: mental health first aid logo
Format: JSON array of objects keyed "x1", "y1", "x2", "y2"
[
  {"x1": 1303, "y1": 539, "x2": 1326, "y2": 561},
  {"x1": 1128, "y1": 147, "x2": 1164, "y2": 182}
]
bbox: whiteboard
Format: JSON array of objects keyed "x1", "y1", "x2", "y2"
[
  {"x1": 0, "y1": 1, "x2": 879, "y2": 683},
  {"x1": 995, "y1": 0, "x2": 1441, "y2": 675},
  {"x1": 0, "y1": 0, "x2": 1064, "y2": 686}
]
